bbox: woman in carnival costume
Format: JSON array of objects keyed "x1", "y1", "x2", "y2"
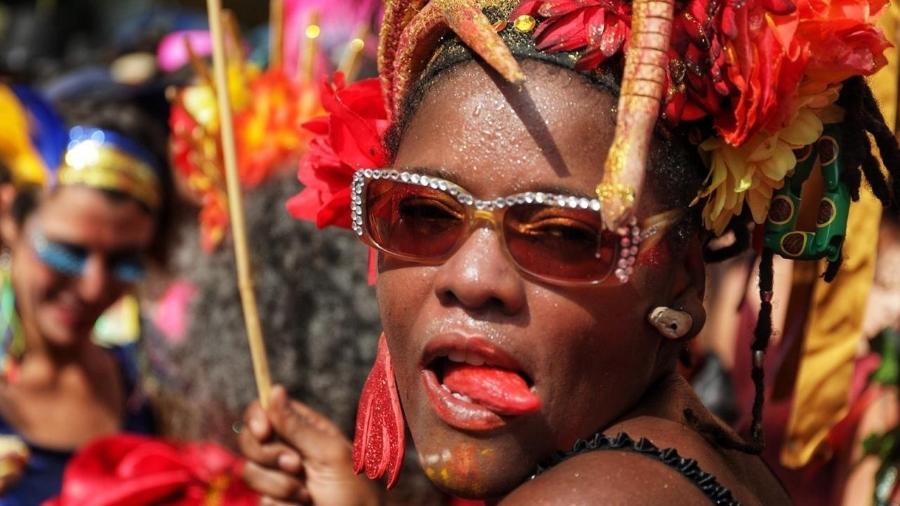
[
  {"x1": 239, "y1": 0, "x2": 900, "y2": 503},
  {"x1": 0, "y1": 86, "x2": 172, "y2": 504}
]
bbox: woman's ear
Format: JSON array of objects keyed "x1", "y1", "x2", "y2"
[{"x1": 0, "y1": 184, "x2": 22, "y2": 246}]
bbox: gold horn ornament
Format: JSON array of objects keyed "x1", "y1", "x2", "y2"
[
  {"x1": 380, "y1": 0, "x2": 524, "y2": 118},
  {"x1": 598, "y1": 0, "x2": 674, "y2": 230}
]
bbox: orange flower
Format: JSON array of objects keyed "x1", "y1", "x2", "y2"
[
  {"x1": 234, "y1": 70, "x2": 323, "y2": 187},
  {"x1": 715, "y1": 5, "x2": 807, "y2": 146},
  {"x1": 797, "y1": 0, "x2": 891, "y2": 87}
]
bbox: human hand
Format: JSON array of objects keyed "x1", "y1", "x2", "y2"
[
  {"x1": 0, "y1": 436, "x2": 28, "y2": 494},
  {"x1": 239, "y1": 385, "x2": 383, "y2": 506}
]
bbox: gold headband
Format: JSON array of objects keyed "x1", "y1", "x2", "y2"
[{"x1": 57, "y1": 140, "x2": 161, "y2": 210}]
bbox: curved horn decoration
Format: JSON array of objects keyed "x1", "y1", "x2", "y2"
[
  {"x1": 381, "y1": 0, "x2": 524, "y2": 118},
  {"x1": 597, "y1": 0, "x2": 674, "y2": 229},
  {"x1": 435, "y1": 0, "x2": 524, "y2": 85},
  {"x1": 380, "y1": 0, "x2": 428, "y2": 115}
]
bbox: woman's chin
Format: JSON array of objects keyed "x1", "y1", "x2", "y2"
[
  {"x1": 38, "y1": 313, "x2": 91, "y2": 350},
  {"x1": 413, "y1": 430, "x2": 538, "y2": 500}
]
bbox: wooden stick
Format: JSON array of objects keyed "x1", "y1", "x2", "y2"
[
  {"x1": 183, "y1": 35, "x2": 212, "y2": 87},
  {"x1": 206, "y1": 0, "x2": 273, "y2": 409},
  {"x1": 223, "y1": 10, "x2": 245, "y2": 70},
  {"x1": 300, "y1": 10, "x2": 321, "y2": 83},
  {"x1": 269, "y1": 0, "x2": 284, "y2": 70},
  {"x1": 338, "y1": 25, "x2": 369, "y2": 82}
]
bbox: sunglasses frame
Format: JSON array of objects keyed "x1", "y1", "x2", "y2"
[{"x1": 351, "y1": 169, "x2": 678, "y2": 286}]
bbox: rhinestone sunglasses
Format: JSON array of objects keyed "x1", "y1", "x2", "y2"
[{"x1": 351, "y1": 169, "x2": 681, "y2": 285}]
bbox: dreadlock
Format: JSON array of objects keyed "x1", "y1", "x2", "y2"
[
  {"x1": 838, "y1": 76, "x2": 898, "y2": 210},
  {"x1": 747, "y1": 248, "x2": 775, "y2": 451}
]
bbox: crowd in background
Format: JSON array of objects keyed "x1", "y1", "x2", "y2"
[{"x1": 0, "y1": 0, "x2": 898, "y2": 504}]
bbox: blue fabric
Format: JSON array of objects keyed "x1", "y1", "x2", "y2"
[
  {"x1": 0, "y1": 345, "x2": 155, "y2": 506},
  {"x1": 9, "y1": 86, "x2": 67, "y2": 175}
]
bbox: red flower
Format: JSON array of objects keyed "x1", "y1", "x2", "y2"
[
  {"x1": 512, "y1": 0, "x2": 632, "y2": 71},
  {"x1": 287, "y1": 73, "x2": 390, "y2": 229},
  {"x1": 714, "y1": 5, "x2": 807, "y2": 145},
  {"x1": 509, "y1": 0, "x2": 821, "y2": 145},
  {"x1": 797, "y1": 0, "x2": 890, "y2": 86},
  {"x1": 45, "y1": 435, "x2": 257, "y2": 506}
]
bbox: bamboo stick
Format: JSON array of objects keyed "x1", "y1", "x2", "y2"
[
  {"x1": 300, "y1": 10, "x2": 321, "y2": 83},
  {"x1": 183, "y1": 35, "x2": 212, "y2": 87},
  {"x1": 270, "y1": 0, "x2": 284, "y2": 69},
  {"x1": 338, "y1": 25, "x2": 369, "y2": 82},
  {"x1": 206, "y1": 0, "x2": 273, "y2": 409}
]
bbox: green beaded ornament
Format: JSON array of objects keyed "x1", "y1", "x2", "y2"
[{"x1": 764, "y1": 125, "x2": 851, "y2": 265}]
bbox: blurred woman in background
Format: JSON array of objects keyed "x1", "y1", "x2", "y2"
[{"x1": 0, "y1": 86, "x2": 172, "y2": 504}]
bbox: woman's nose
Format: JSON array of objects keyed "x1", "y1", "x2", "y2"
[
  {"x1": 433, "y1": 227, "x2": 526, "y2": 316},
  {"x1": 77, "y1": 255, "x2": 113, "y2": 304}
]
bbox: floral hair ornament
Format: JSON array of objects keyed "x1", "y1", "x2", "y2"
[{"x1": 167, "y1": 2, "x2": 376, "y2": 251}]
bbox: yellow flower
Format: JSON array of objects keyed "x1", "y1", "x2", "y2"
[{"x1": 697, "y1": 84, "x2": 842, "y2": 235}]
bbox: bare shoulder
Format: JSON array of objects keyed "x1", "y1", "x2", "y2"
[
  {"x1": 607, "y1": 416, "x2": 790, "y2": 506},
  {"x1": 500, "y1": 417, "x2": 791, "y2": 506},
  {"x1": 499, "y1": 449, "x2": 712, "y2": 506}
]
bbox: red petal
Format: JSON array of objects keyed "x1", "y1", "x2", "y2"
[
  {"x1": 585, "y1": 8, "x2": 607, "y2": 48},
  {"x1": 720, "y1": 6, "x2": 738, "y2": 39},
  {"x1": 537, "y1": 0, "x2": 611, "y2": 17},
  {"x1": 285, "y1": 188, "x2": 325, "y2": 223},
  {"x1": 762, "y1": 0, "x2": 796, "y2": 15},
  {"x1": 600, "y1": 19, "x2": 626, "y2": 57},
  {"x1": 510, "y1": 0, "x2": 544, "y2": 18},
  {"x1": 576, "y1": 47, "x2": 609, "y2": 69},
  {"x1": 663, "y1": 90, "x2": 687, "y2": 124},
  {"x1": 535, "y1": 11, "x2": 591, "y2": 52},
  {"x1": 316, "y1": 187, "x2": 353, "y2": 229},
  {"x1": 301, "y1": 117, "x2": 330, "y2": 136}
]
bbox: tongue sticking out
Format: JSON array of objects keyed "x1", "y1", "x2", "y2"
[{"x1": 443, "y1": 363, "x2": 540, "y2": 416}]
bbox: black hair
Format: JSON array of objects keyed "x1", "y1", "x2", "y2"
[
  {"x1": 700, "y1": 76, "x2": 900, "y2": 452},
  {"x1": 0, "y1": 153, "x2": 42, "y2": 226},
  {"x1": 148, "y1": 172, "x2": 448, "y2": 503},
  {"x1": 384, "y1": 23, "x2": 900, "y2": 456},
  {"x1": 156, "y1": 171, "x2": 382, "y2": 444}
]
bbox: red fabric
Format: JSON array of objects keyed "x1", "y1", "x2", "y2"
[{"x1": 44, "y1": 435, "x2": 257, "y2": 506}]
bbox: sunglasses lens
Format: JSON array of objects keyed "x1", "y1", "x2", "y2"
[
  {"x1": 365, "y1": 179, "x2": 466, "y2": 260},
  {"x1": 504, "y1": 204, "x2": 618, "y2": 283}
]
